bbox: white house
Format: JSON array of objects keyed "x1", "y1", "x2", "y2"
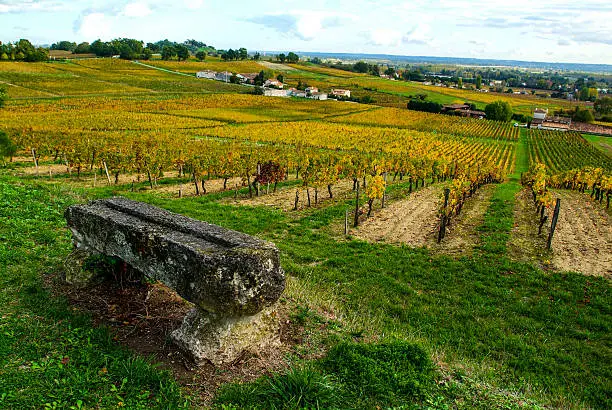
[
  {"x1": 309, "y1": 92, "x2": 328, "y2": 100},
  {"x1": 264, "y1": 79, "x2": 284, "y2": 89},
  {"x1": 263, "y1": 88, "x2": 290, "y2": 97},
  {"x1": 331, "y1": 89, "x2": 351, "y2": 98},
  {"x1": 305, "y1": 86, "x2": 318, "y2": 94},
  {"x1": 215, "y1": 71, "x2": 232, "y2": 82},
  {"x1": 196, "y1": 70, "x2": 217, "y2": 79},
  {"x1": 533, "y1": 108, "x2": 548, "y2": 121}
]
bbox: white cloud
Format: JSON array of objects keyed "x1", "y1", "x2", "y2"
[
  {"x1": 122, "y1": 2, "x2": 152, "y2": 17},
  {"x1": 183, "y1": 0, "x2": 203, "y2": 10},
  {"x1": 0, "y1": 0, "x2": 66, "y2": 13},
  {"x1": 75, "y1": 12, "x2": 113, "y2": 40},
  {"x1": 402, "y1": 24, "x2": 434, "y2": 45},
  {"x1": 248, "y1": 10, "x2": 354, "y2": 41},
  {"x1": 368, "y1": 29, "x2": 402, "y2": 47}
]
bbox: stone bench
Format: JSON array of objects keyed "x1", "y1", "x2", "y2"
[{"x1": 64, "y1": 197, "x2": 285, "y2": 365}]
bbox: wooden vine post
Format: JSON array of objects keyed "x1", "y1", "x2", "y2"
[
  {"x1": 354, "y1": 180, "x2": 360, "y2": 227},
  {"x1": 31, "y1": 148, "x2": 39, "y2": 176},
  {"x1": 437, "y1": 188, "x2": 451, "y2": 243},
  {"x1": 102, "y1": 161, "x2": 111, "y2": 185},
  {"x1": 546, "y1": 199, "x2": 561, "y2": 250}
]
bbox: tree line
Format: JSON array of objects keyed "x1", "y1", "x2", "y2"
[{"x1": 0, "y1": 39, "x2": 48, "y2": 62}]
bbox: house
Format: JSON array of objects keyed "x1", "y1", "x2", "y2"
[
  {"x1": 196, "y1": 70, "x2": 217, "y2": 79},
  {"x1": 309, "y1": 92, "x2": 328, "y2": 100},
  {"x1": 442, "y1": 104, "x2": 486, "y2": 119},
  {"x1": 331, "y1": 89, "x2": 351, "y2": 98},
  {"x1": 240, "y1": 73, "x2": 258, "y2": 85},
  {"x1": 532, "y1": 108, "x2": 548, "y2": 126},
  {"x1": 305, "y1": 86, "x2": 318, "y2": 94},
  {"x1": 215, "y1": 71, "x2": 232, "y2": 82},
  {"x1": 234, "y1": 74, "x2": 248, "y2": 83},
  {"x1": 263, "y1": 88, "x2": 289, "y2": 97},
  {"x1": 264, "y1": 79, "x2": 283, "y2": 89},
  {"x1": 291, "y1": 90, "x2": 307, "y2": 98}
]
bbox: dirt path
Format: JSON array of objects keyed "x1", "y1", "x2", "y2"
[
  {"x1": 509, "y1": 188, "x2": 549, "y2": 267},
  {"x1": 226, "y1": 179, "x2": 356, "y2": 211},
  {"x1": 549, "y1": 190, "x2": 612, "y2": 278},
  {"x1": 353, "y1": 184, "x2": 443, "y2": 247},
  {"x1": 430, "y1": 185, "x2": 497, "y2": 256},
  {"x1": 511, "y1": 188, "x2": 612, "y2": 278}
]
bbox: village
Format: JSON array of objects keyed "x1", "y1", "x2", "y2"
[{"x1": 196, "y1": 69, "x2": 351, "y2": 100}]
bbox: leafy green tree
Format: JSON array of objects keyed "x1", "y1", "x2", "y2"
[
  {"x1": 573, "y1": 108, "x2": 595, "y2": 123},
  {"x1": 457, "y1": 77, "x2": 463, "y2": 88},
  {"x1": 384, "y1": 67, "x2": 395, "y2": 76},
  {"x1": 252, "y1": 52, "x2": 261, "y2": 61},
  {"x1": 176, "y1": 45, "x2": 190, "y2": 61},
  {"x1": 276, "y1": 74, "x2": 284, "y2": 83},
  {"x1": 141, "y1": 48, "x2": 152, "y2": 60},
  {"x1": 238, "y1": 48, "x2": 248, "y2": 60},
  {"x1": 579, "y1": 87, "x2": 598, "y2": 102},
  {"x1": 353, "y1": 61, "x2": 369, "y2": 73},
  {"x1": 476, "y1": 75, "x2": 482, "y2": 89},
  {"x1": 277, "y1": 53, "x2": 286, "y2": 63},
  {"x1": 287, "y1": 52, "x2": 299, "y2": 63},
  {"x1": 51, "y1": 41, "x2": 76, "y2": 52},
  {"x1": 594, "y1": 97, "x2": 611, "y2": 115},
  {"x1": 74, "y1": 42, "x2": 91, "y2": 53},
  {"x1": 195, "y1": 50, "x2": 207, "y2": 61},
  {"x1": 484, "y1": 100, "x2": 513, "y2": 121},
  {"x1": 161, "y1": 46, "x2": 176, "y2": 60},
  {"x1": 0, "y1": 131, "x2": 17, "y2": 164}
]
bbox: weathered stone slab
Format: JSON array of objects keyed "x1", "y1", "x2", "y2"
[{"x1": 64, "y1": 197, "x2": 285, "y2": 364}]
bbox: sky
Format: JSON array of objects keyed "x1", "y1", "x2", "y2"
[{"x1": 1, "y1": 0, "x2": 611, "y2": 64}]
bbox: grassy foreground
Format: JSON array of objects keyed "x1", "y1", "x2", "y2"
[{"x1": 1, "y1": 163, "x2": 610, "y2": 408}]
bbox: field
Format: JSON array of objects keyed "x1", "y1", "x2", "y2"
[{"x1": 0, "y1": 59, "x2": 610, "y2": 409}]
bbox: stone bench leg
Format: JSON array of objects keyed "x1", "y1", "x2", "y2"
[{"x1": 171, "y1": 306, "x2": 281, "y2": 366}]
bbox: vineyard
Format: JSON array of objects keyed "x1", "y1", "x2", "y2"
[
  {"x1": 526, "y1": 129, "x2": 612, "y2": 171},
  {"x1": 0, "y1": 59, "x2": 611, "y2": 410}
]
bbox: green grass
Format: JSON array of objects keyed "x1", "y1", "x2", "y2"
[
  {"x1": 0, "y1": 178, "x2": 187, "y2": 409},
  {"x1": 583, "y1": 133, "x2": 612, "y2": 157}
]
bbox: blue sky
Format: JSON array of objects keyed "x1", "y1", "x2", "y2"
[{"x1": 1, "y1": 0, "x2": 611, "y2": 64}]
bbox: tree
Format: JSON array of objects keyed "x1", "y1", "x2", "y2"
[
  {"x1": 484, "y1": 100, "x2": 513, "y2": 121},
  {"x1": 195, "y1": 50, "x2": 207, "y2": 61},
  {"x1": 579, "y1": 87, "x2": 598, "y2": 102},
  {"x1": 252, "y1": 52, "x2": 261, "y2": 61},
  {"x1": 594, "y1": 97, "x2": 611, "y2": 116},
  {"x1": 0, "y1": 131, "x2": 17, "y2": 164},
  {"x1": 457, "y1": 77, "x2": 463, "y2": 88},
  {"x1": 176, "y1": 45, "x2": 190, "y2": 61},
  {"x1": 384, "y1": 67, "x2": 395, "y2": 76},
  {"x1": 141, "y1": 48, "x2": 152, "y2": 60},
  {"x1": 238, "y1": 48, "x2": 248, "y2": 60},
  {"x1": 51, "y1": 41, "x2": 76, "y2": 52},
  {"x1": 286, "y1": 52, "x2": 299, "y2": 63},
  {"x1": 476, "y1": 75, "x2": 482, "y2": 90},
  {"x1": 74, "y1": 42, "x2": 91, "y2": 53},
  {"x1": 161, "y1": 46, "x2": 176, "y2": 60},
  {"x1": 277, "y1": 53, "x2": 286, "y2": 63},
  {"x1": 573, "y1": 109, "x2": 595, "y2": 123},
  {"x1": 354, "y1": 61, "x2": 369, "y2": 73},
  {"x1": 276, "y1": 74, "x2": 284, "y2": 83}
]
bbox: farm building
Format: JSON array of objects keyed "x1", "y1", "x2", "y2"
[
  {"x1": 264, "y1": 79, "x2": 284, "y2": 89},
  {"x1": 331, "y1": 89, "x2": 351, "y2": 98},
  {"x1": 263, "y1": 88, "x2": 290, "y2": 97},
  {"x1": 196, "y1": 70, "x2": 217, "y2": 79}
]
